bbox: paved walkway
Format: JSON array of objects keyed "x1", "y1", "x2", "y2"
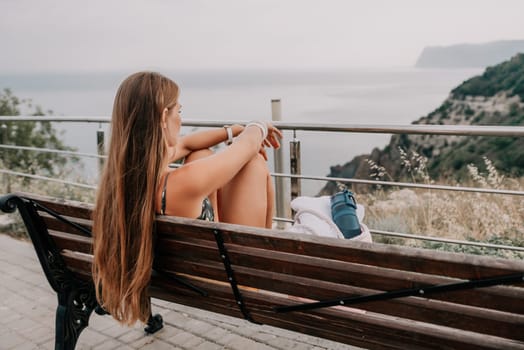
[{"x1": 0, "y1": 234, "x2": 362, "y2": 350}]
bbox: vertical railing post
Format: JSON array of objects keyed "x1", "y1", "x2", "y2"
[
  {"x1": 290, "y1": 130, "x2": 301, "y2": 200},
  {"x1": 0, "y1": 123, "x2": 8, "y2": 192},
  {"x1": 96, "y1": 124, "x2": 105, "y2": 175},
  {"x1": 0, "y1": 124, "x2": 6, "y2": 145},
  {"x1": 271, "y1": 99, "x2": 288, "y2": 227}
]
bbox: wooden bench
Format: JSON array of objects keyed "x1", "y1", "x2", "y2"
[{"x1": 1, "y1": 192, "x2": 523, "y2": 350}]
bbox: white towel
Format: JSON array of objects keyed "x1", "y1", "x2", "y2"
[{"x1": 288, "y1": 196, "x2": 372, "y2": 243}]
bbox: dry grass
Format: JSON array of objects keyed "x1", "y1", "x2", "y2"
[
  {"x1": 361, "y1": 151, "x2": 524, "y2": 259},
  {"x1": 0, "y1": 173, "x2": 95, "y2": 238}
]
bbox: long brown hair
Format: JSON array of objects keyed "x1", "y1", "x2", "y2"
[{"x1": 92, "y1": 72, "x2": 178, "y2": 324}]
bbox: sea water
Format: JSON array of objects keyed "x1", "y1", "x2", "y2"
[{"x1": 1, "y1": 67, "x2": 482, "y2": 194}]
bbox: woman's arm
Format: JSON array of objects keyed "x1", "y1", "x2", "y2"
[
  {"x1": 174, "y1": 123, "x2": 282, "y2": 199},
  {"x1": 172, "y1": 124, "x2": 244, "y2": 161}
]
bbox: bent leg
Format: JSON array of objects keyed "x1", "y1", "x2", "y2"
[{"x1": 218, "y1": 154, "x2": 274, "y2": 228}]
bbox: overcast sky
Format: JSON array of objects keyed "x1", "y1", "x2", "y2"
[{"x1": 1, "y1": 0, "x2": 524, "y2": 73}]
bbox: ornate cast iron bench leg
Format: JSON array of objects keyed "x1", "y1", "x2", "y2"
[
  {"x1": 55, "y1": 281, "x2": 97, "y2": 350},
  {"x1": 0, "y1": 195, "x2": 98, "y2": 350}
]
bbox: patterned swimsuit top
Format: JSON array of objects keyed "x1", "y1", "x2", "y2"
[{"x1": 160, "y1": 172, "x2": 215, "y2": 221}]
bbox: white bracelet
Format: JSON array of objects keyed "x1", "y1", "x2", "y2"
[
  {"x1": 246, "y1": 121, "x2": 268, "y2": 139},
  {"x1": 223, "y1": 125, "x2": 233, "y2": 145}
]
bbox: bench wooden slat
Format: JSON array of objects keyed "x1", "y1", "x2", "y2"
[
  {"x1": 154, "y1": 239, "x2": 524, "y2": 314},
  {"x1": 54, "y1": 225, "x2": 524, "y2": 340},
  {"x1": 41, "y1": 214, "x2": 92, "y2": 238},
  {"x1": 54, "y1": 227, "x2": 524, "y2": 341},
  {"x1": 62, "y1": 246, "x2": 524, "y2": 341},
  {"x1": 151, "y1": 280, "x2": 510, "y2": 350},
  {"x1": 45, "y1": 219, "x2": 524, "y2": 316},
  {"x1": 27, "y1": 192, "x2": 94, "y2": 220},
  {"x1": 49, "y1": 230, "x2": 92, "y2": 254},
  {"x1": 9, "y1": 192, "x2": 524, "y2": 350},
  {"x1": 156, "y1": 218, "x2": 524, "y2": 280},
  {"x1": 149, "y1": 278, "x2": 524, "y2": 350},
  {"x1": 230, "y1": 265, "x2": 524, "y2": 341},
  {"x1": 55, "y1": 251, "x2": 524, "y2": 349},
  {"x1": 154, "y1": 256, "x2": 524, "y2": 340}
]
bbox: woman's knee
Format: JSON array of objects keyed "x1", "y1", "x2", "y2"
[{"x1": 244, "y1": 153, "x2": 269, "y2": 175}]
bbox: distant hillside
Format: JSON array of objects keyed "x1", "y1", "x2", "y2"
[
  {"x1": 321, "y1": 54, "x2": 524, "y2": 195},
  {"x1": 415, "y1": 40, "x2": 524, "y2": 68}
]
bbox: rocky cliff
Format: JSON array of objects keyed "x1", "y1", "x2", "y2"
[{"x1": 321, "y1": 54, "x2": 524, "y2": 195}]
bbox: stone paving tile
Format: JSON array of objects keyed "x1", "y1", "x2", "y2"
[
  {"x1": 8, "y1": 316, "x2": 42, "y2": 333},
  {"x1": 161, "y1": 309, "x2": 192, "y2": 325},
  {"x1": 9, "y1": 341, "x2": 41, "y2": 350},
  {"x1": 117, "y1": 329, "x2": 147, "y2": 344},
  {"x1": 0, "y1": 329, "x2": 27, "y2": 349},
  {"x1": 112, "y1": 346, "x2": 135, "y2": 350},
  {"x1": 0, "y1": 312, "x2": 24, "y2": 327},
  {"x1": 88, "y1": 314, "x2": 120, "y2": 333},
  {"x1": 151, "y1": 298, "x2": 172, "y2": 308},
  {"x1": 193, "y1": 341, "x2": 225, "y2": 350},
  {"x1": 198, "y1": 326, "x2": 233, "y2": 343},
  {"x1": 100, "y1": 322, "x2": 135, "y2": 339},
  {"x1": 220, "y1": 333, "x2": 276, "y2": 350},
  {"x1": 77, "y1": 328, "x2": 112, "y2": 348},
  {"x1": 3, "y1": 293, "x2": 31, "y2": 310},
  {"x1": 18, "y1": 271, "x2": 47, "y2": 286},
  {"x1": 140, "y1": 339, "x2": 182, "y2": 350},
  {"x1": 150, "y1": 324, "x2": 185, "y2": 341},
  {"x1": 24, "y1": 307, "x2": 55, "y2": 328},
  {"x1": 90, "y1": 338, "x2": 126, "y2": 350},
  {"x1": 38, "y1": 338, "x2": 55, "y2": 350},
  {"x1": 2, "y1": 265, "x2": 28, "y2": 280},
  {"x1": 249, "y1": 331, "x2": 279, "y2": 343},
  {"x1": 0, "y1": 305, "x2": 11, "y2": 320},
  {"x1": 76, "y1": 343, "x2": 96, "y2": 350},
  {"x1": 17, "y1": 285, "x2": 51, "y2": 302},
  {"x1": 178, "y1": 318, "x2": 216, "y2": 335},
  {"x1": 165, "y1": 330, "x2": 206, "y2": 349},
  {"x1": 19, "y1": 325, "x2": 54, "y2": 344},
  {"x1": 265, "y1": 336, "x2": 317, "y2": 350},
  {"x1": 128, "y1": 333, "x2": 159, "y2": 349},
  {"x1": 292, "y1": 334, "x2": 350, "y2": 349}
]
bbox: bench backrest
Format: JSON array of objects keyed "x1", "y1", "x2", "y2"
[{"x1": 7, "y1": 192, "x2": 524, "y2": 350}]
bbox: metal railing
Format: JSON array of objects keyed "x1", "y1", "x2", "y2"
[
  {"x1": 3, "y1": 115, "x2": 524, "y2": 136},
  {"x1": 1, "y1": 115, "x2": 523, "y2": 253}
]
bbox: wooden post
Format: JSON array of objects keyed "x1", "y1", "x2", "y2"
[{"x1": 290, "y1": 131, "x2": 301, "y2": 200}]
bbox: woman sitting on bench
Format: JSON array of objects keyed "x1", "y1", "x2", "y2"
[{"x1": 92, "y1": 71, "x2": 282, "y2": 326}]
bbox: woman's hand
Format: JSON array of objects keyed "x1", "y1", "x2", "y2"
[
  {"x1": 263, "y1": 122, "x2": 282, "y2": 149},
  {"x1": 258, "y1": 122, "x2": 282, "y2": 160}
]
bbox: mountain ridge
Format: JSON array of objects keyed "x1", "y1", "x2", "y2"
[
  {"x1": 321, "y1": 53, "x2": 524, "y2": 195},
  {"x1": 415, "y1": 40, "x2": 524, "y2": 68}
]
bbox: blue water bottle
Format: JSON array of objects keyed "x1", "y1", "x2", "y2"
[{"x1": 330, "y1": 190, "x2": 361, "y2": 239}]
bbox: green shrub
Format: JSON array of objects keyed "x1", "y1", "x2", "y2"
[{"x1": 452, "y1": 53, "x2": 524, "y2": 99}]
